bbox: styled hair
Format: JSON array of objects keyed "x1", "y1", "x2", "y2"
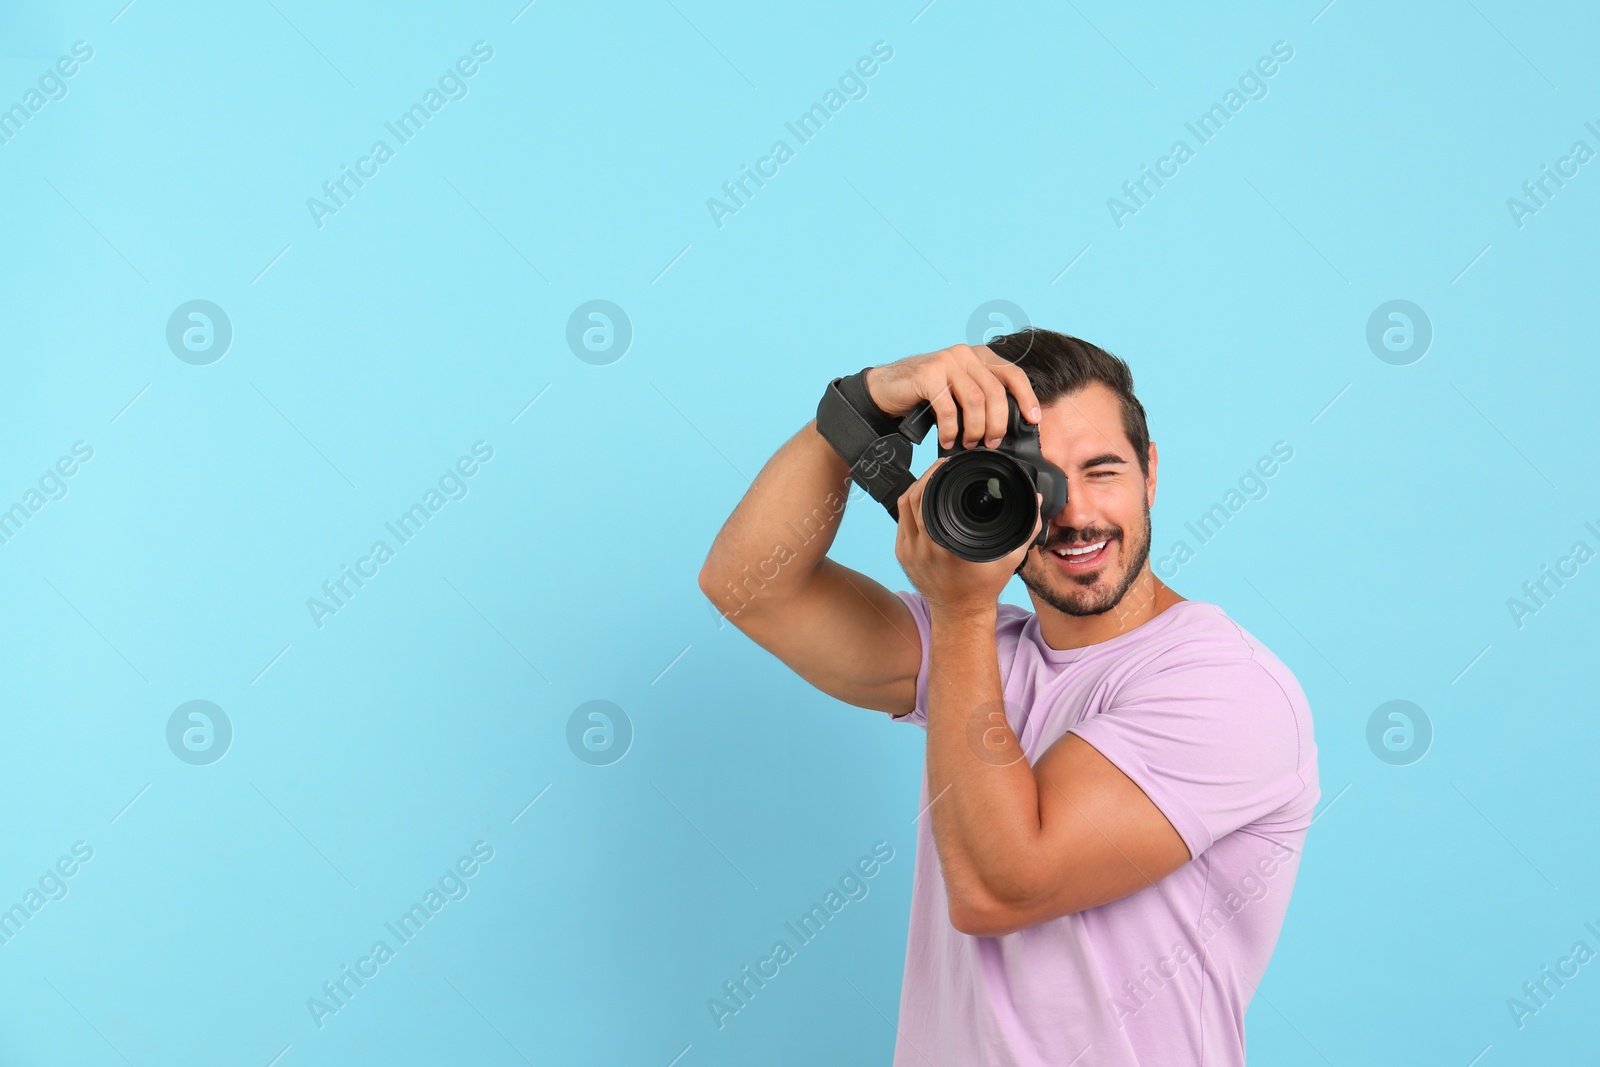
[{"x1": 986, "y1": 328, "x2": 1151, "y2": 477}]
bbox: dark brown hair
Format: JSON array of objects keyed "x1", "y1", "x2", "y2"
[{"x1": 986, "y1": 327, "x2": 1151, "y2": 477}]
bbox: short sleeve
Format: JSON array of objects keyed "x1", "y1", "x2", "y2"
[
  {"x1": 1064, "y1": 651, "x2": 1315, "y2": 861},
  {"x1": 887, "y1": 590, "x2": 932, "y2": 728}
]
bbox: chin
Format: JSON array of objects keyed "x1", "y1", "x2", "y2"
[
  {"x1": 1022, "y1": 558, "x2": 1123, "y2": 617},
  {"x1": 1028, "y1": 535, "x2": 1157, "y2": 615}
]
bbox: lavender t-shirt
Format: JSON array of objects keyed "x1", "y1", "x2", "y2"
[{"x1": 887, "y1": 591, "x2": 1319, "y2": 1067}]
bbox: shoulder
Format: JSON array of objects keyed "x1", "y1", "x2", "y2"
[
  {"x1": 1194, "y1": 603, "x2": 1311, "y2": 710},
  {"x1": 1107, "y1": 601, "x2": 1318, "y2": 766},
  {"x1": 1096, "y1": 602, "x2": 1322, "y2": 829},
  {"x1": 1137, "y1": 601, "x2": 1306, "y2": 689}
]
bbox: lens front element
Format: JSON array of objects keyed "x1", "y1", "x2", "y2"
[
  {"x1": 962, "y1": 477, "x2": 1006, "y2": 523},
  {"x1": 922, "y1": 452, "x2": 1039, "y2": 563}
]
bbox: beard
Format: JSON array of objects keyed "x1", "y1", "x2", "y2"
[{"x1": 1017, "y1": 496, "x2": 1153, "y2": 618}]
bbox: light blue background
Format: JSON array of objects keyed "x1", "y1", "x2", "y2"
[{"x1": 1, "y1": 1, "x2": 1596, "y2": 1063}]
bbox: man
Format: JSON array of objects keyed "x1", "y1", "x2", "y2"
[{"x1": 697, "y1": 330, "x2": 1319, "y2": 1065}]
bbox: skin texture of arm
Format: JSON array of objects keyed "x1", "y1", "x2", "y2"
[{"x1": 697, "y1": 419, "x2": 921, "y2": 714}]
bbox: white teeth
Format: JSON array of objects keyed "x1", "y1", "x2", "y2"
[{"x1": 1054, "y1": 540, "x2": 1107, "y2": 558}]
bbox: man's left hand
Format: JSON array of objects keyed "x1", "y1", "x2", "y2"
[{"x1": 894, "y1": 456, "x2": 1041, "y2": 619}]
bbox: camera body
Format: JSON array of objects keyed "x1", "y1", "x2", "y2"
[
  {"x1": 909, "y1": 394, "x2": 1068, "y2": 563},
  {"x1": 815, "y1": 369, "x2": 1067, "y2": 566}
]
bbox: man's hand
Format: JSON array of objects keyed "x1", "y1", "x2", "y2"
[
  {"x1": 864, "y1": 344, "x2": 1042, "y2": 451},
  {"x1": 894, "y1": 456, "x2": 1041, "y2": 619}
]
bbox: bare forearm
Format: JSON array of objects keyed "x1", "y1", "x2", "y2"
[
  {"x1": 925, "y1": 607, "x2": 1043, "y2": 914},
  {"x1": 698, "y1": 420, "x2": 857, "y2": 615}
]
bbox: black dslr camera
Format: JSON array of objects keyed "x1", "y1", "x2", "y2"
[
  {"x1": 911, "y1": 394, "x2": 1067, "y2": 563},
  {"x1": 816, "y1": 371, "x2": 1068, "y2": 565}
]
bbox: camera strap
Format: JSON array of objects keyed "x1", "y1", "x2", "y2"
[{"x1": 815, "y1": 370, "x2": 934, "y2": 521}]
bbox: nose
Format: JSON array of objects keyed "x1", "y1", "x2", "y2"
[{"x1": 1053, "y1": 474, "x2": 1098, "y2": 535}]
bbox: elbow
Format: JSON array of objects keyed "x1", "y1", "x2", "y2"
[
  {"x1": 698, "y1": 535, "x2": 742, "y2": 598},
  {"x1": 698, "y1": 562, "x2": 747, "y2": 629},
  {"x1": 947, "y1": 897, "x2": 993, "y2": 937},
  {"x1": 948, "y1": 895, "x2": 1024, "y2": 938},
  {"x1": 697, "y1": 536, "x2": 721, "y2": 594},
  {"x1": 947, "y1": 864, "x2": 1058, "y2": 937},
  {"x1": 947, "y1": 883, "x2": 1030, "y2": 938},
  {"x1": 696, "y1": 561, "x2": 718, "y2": 598},
  {"x1": 697, "y1": 565, "x2": 730, "y2": 617},
  {"x1": 698, "y1": 543, "x2": 735, "y2": 599}
]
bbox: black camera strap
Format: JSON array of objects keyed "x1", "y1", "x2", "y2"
[{"x1": 815, "y1": 369, "x2": 934, "y2": 521}]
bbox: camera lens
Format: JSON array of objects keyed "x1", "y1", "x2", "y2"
[
  {"x1": 922, "y1": 453, "x2": 1039, "y2": 562},
  {"x1": 962, "y1": 477, "x2": 1005, "y2": 523}
]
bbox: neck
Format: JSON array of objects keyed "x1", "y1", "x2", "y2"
[{"x1": 1031, "y1": 566, "x2": 1185, "y2": 651}]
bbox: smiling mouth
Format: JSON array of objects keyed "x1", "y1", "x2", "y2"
[{"x1": 1048, "y1": 538, "x2": 1113, "y2": 572}]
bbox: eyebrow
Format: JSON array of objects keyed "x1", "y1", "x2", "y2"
[{"x1": 1078, "y1": 453, "x2": 1128, "y2": 469}]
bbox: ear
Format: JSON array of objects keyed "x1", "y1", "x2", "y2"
[{"x1": 1145, "y1": 441, "x2": 1159, "y2": 508}]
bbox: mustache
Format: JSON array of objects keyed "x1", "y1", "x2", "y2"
[{"x1": 1046, "y1": 530, "x2": 1119, "y2": 548}]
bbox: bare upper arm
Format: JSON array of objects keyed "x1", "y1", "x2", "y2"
[
  {"x1": 705, "y1": 558, "x2": 921, "y2": 714},
  {"x1": 954, "y1": 734, "x2": 1192, "y2": 935}
]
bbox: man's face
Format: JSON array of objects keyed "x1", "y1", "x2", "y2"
[{"x1": 1016, "y1": 382, "x2": 1155, "y2": 618}]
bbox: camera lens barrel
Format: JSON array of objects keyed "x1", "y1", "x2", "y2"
[{"x1": 921, "y1": 450, "x2": 1042, "y2": 563}]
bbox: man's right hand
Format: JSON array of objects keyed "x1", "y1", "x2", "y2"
[
  {"x1": 700, "y1": 342, "x2": 1046, "y2": 717},
  {"x1": 863, "y1": 343, "x2": 1043, "y2": 452}
]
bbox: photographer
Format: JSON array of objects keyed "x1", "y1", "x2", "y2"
[{"x1": 697, "y1": 328, "x2": 1319, "y2": 1066}]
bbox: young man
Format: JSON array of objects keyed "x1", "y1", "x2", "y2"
[{"x1": 697, "y1": 330, "x2": 1320, "y2": 1065}]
